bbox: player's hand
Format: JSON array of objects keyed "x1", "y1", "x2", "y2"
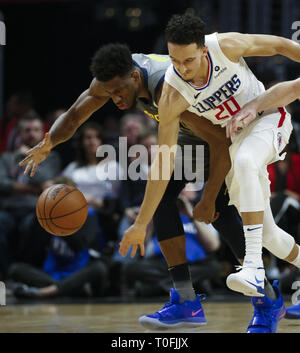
[
  {"x1": 226, "y1": 103, "x2": 257, "y2": 138},
  {"x1": 119, "y1": 223, "x2": 146, "y2": 258},
  {"x1": 193, "y1": 198, "x2": 219, "y2": 224},
  {"x1": 18, "y1": 133, "x2": 53, "y2": 177}
]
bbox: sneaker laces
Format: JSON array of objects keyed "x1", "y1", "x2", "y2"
[
  {"x1": 234, "y1": 265, "x2": 264, "y2": 271},
  {"x1": 197, "y1": 293, "x2": 207, "y2": 301},
  {"x1": 252, "y1": 306, "x2": 272, "y2": 327},
  {"x1": 154, "y1": 300, "x2": 177, "y2": 319},
  {"x1": 156, "y1": 301, "x2": 174, "y2": 313},
  {"x1": 235, "y1": 265, "x2": 243, "y2": 271}
]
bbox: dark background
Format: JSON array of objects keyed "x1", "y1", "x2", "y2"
[{"x1": 0, "y1": 0, "x2": 300, "y2": 120}]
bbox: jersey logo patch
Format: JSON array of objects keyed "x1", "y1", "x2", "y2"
[{"x1": 213, "y1": 66, "x2": 228, "y2": 79}]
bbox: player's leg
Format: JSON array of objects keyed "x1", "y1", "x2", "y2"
[
  {"x1": 213, "y1": 183, "x2": 244, "y2": 264},
  {"x1": 154, "y1": 175, "x2": 195, "y2": 301},
  {"x1": 213, "y1": 182, "x2": 277, "y2": 301},
  {"x1": 223, "y1": 130, "x2": 288, "y2": 331},
  {"x1": 226, "y1": 131, "x2": 276, "y2": 296},
  {"x1": 227, "y1": 117, "x2": 298, "y2": 297},
  {"x1": 138, "y1": 174, "x2": 207, "y2": 329},
  {"x1": 262, "y1": 201, "x2": 300, "y2": 266}
]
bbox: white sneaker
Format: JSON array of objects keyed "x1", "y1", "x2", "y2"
[{"x1": 226, "y1": 266, "x2": 265, "y2": 297}]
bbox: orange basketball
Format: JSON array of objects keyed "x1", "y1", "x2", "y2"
[{"x1": 36, "y1": 184, "x2": 88, "y2": 236}]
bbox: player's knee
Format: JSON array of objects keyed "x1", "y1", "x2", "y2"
[
  {"x1": 234, "y1": 151, "x2": 258, "y2": 177},
  {"x1": 262, "y1": 227, "x2": 288, "y2": 259},
  {"x1": 262, "y1": 230, "x2": 274, "y2": 249},
  {"x1": 262, "y1": 224, "x2": 296, "y2": 260}
]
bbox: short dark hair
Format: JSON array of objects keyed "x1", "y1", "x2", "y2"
[
  {"x1": 90, "y1": 43, "x2": 134, "y2": 82},
  {"x1": 76, "y1": 121, "x2": 104, "y2": 167},
  {"x1": 165, "y1": 13, "x2": 206, "y2": 47}
]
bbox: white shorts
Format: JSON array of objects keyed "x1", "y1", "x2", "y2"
[{"x1": 225, "y1": 107, "x2": 293, "y2": 212}]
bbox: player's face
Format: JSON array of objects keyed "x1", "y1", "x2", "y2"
[
  {"x1": 168, "y1": 42, "x2": 207, "y2": 81},
  {"x1": 100, "y1": 74, "x2": 139, "y2": 110},
  {"x1": 19, "y1": 119, "x2": 44, "y2": 148}
]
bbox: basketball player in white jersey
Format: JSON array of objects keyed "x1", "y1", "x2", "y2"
[
  {"x1": 226, "y1": 78, "x2": 300, "y2": 137},
  {"x1": 119, "y1": 14, "x2": 300, "y2": 300}
]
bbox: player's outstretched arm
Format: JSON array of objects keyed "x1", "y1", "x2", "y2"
[
  {"x1": 226, "y1": 78, "x2": 300, "y2": 138},
  {"x1": 19, "y1": 79, "x2": 109, "y2": 176},
  {"x1": 218, "y1": 32, "x2": 300, "y2": 63},
  {"x1": 181, "y1": 112, "x2": 231, "y2": 223},
  {"x1": 119, "y1": 83, "x2": 189, "y2": 258}
]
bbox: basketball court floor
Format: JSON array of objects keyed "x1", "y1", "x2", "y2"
[{"x1": 0, "y1": 298, "x2": 299, "y2": 333}]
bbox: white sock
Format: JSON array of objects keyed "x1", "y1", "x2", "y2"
[{"x1": 243, "y1": 224, "x2": 263, "y2": 267}]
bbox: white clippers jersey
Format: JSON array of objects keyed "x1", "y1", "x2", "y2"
[{"x1": 165, "y1": 33, "x2": 265, "y2": 128}]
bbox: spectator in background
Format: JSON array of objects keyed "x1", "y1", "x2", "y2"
[
  {"x1": 0, "y1": 115, "x2": 61, "y2": 279},
  {"x1": 101, "y1": 115, "x2": 121, "y2": 151},
  {"x1": 62, "y1": 121, "x2": 124, "y2": 245},
  {"x1": 120, "y1": 113, "x2": 146, "y2": 148},
  {"x1": 0, "y1": 91, "x2": 47, "y2": 152},
  {"x1": 122, "y1": 190, "x2": 221, "y2": 297}
]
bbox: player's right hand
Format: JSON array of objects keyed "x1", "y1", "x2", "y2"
[
  {"x1": 119, "y1": 223, "x2": 146, "y2": 258},
  {"x1": 193, "y1": 198, "x2": 219, "y2": 224},
  {"x1": 226, "y1": 103, "x2": 257, "y2": 138},
  {"x1": 18, "y1": 132, "x2": 53, "y2": 177}
]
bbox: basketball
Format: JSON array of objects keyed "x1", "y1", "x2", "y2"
[{"x1": 36, "y1": 184, "x2": 88, "y2": 236}]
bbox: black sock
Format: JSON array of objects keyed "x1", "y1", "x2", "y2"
[
  {"x1": 264, "y1": 278, "x2": 277, "y2": 300},
  {"x1": 168, "y1": 263, "x2": 195, "y2": 302}
]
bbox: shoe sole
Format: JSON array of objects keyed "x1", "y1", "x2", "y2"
[
  {"x1": 139, "y1": 316, "x2": 207, "y2": 330},
  {"x1": 226, "y1": 276, "x2": 265, "y2": 297}
]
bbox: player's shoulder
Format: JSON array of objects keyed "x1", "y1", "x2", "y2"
[
  {"x1": 160, "y1": 81, "x2": 190, "y2": 110},
  {"x1": 132, "y1": 53, "x2": 170, "y2": 62},
  {"x1": 162, "y1": 81, "x2": 183, "y2": 97},
  {"x1": 217, "y1": 32, "x2": 259, "y2": 54},
  {"x1": 216, "y1": 32, "x2": 251, "y2": 62},
  {"x1": 217, "y1": 32, "x2": 246, "y2": 49}
]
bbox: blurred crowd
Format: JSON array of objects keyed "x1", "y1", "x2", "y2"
[{"x1": 0, "y1": 83, "x2": 300, "y2": 302}]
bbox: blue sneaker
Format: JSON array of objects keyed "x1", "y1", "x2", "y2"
[
  {"x1": 139, "y1": 288, "x2": 206, "y2": 329},
  {"x1": 285, "y1": 302, "x2": 300, "y2": 319},
  {"x1": 247, "y1": 280, "x2": 286, "y2": 333}
]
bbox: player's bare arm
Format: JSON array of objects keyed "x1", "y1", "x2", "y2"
[
  {"x1": 49, "y1": 79, "x2": 109, "y2": 147},
  {"x1": 226, "y1": 78, "x2": 300, "y2": 138},
  {"x1": 19, "y1": 78, "x2": 109, "y2": 176},
  {"x1": 218, "y1": 32, "x2": 300, "y2": 63},
  {"x1": 119, "y1": 83, "x2": 189, "y2": 258},
  {"x1": 180, "y1": 112, "x2": 231, "y2": 223}
]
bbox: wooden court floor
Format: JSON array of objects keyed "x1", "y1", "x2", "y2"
[{"x1": 0, "y1": 301, "x2": 299, "y2": 333}]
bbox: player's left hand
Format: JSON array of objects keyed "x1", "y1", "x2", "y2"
[
  {"x1": 193, "y1": 198, "x2": 219, "y2": 224},
  {"x1": 119, "y1": 223, "x2": 147, "y2": 258},
  {"x1": 226, "y1": 104, "x2": 257, "y2": 138}
]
